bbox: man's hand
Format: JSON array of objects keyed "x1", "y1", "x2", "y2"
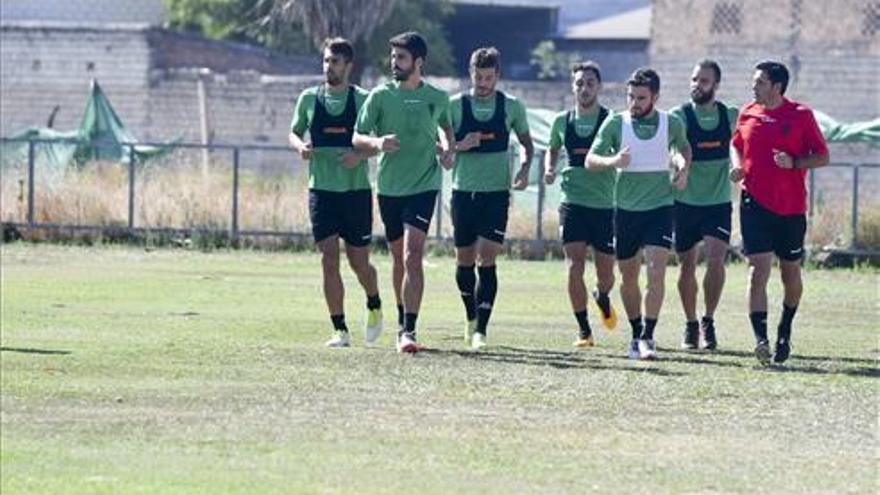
[
  {"x1": 440, "y1": 149, "x2": 455, "y2": 170},
  {"x1": 340, "y1": 151, "x2": 362, "y2": 169},
  {"x1": 299, "y1": 143, "x2": 313, "y2": 161},
  {"x1": 512, "y1": 165, "x2": 529, "y2": 190},
  {"x1": 672, "y1": 166, "x2": 688, "y2": 190},
  {"x1": 614, "y1": 146, "x2": 631, "y2": 169},
  {"x1": 456, "y1": 131, "x2": 481, "y2": 152},
  {"x1": 729, "y1": 166, "x2": 744, "y2": 182},
  {"x1": 773, "y1": 148, "x2": 794, "y2": 169},
  {"x1": 543, "y1": 165, "x2": 556, "y2": 185},
  {"x1": 378, "y1": 134, "x2": 400, "y2": 153}
]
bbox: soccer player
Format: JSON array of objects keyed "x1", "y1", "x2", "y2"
[
  {"x1": 449, "y1": 47, "x2": 533, "y2": 350},
  {"x1": 353, "y1": 31, "x2": 454, "y2": 353},
  {"x1": 730, "y1": 60, "x2": 829, "y2": 365},
  {"x1": 670, "y1": 59, "x2": 739, "y2": 351},
  {"x1": 288, "y1": 38, "x2": 383, "y2": 348},
  {"x1": 544, "y1": 61, "x2": 618, "y2": 348},
  {"x1": 587, "y1": 68, "x2": 691, "y2": 360}
]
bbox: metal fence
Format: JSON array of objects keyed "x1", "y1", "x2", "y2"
[{"x1": 1, "y1": 137, "x2": 878, "y2": 253}]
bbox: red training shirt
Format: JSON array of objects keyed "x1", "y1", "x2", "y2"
[{"x1": 732, "y1": 97, "x2": 829, "y2": 216}]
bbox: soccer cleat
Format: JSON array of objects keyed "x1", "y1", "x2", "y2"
[
  {"x1": 701, "y1": 319, "x2": 717, "y2": 350},
  {"x1": 773, "y1": 338, "x2": 791, "y2": 364},
  {"x1": 592, "y1": 290, "x2": 618, "y2": 331},
  {"x1": 573, "y1": 334, "x2": 595, "y2": 348},
  {"x1": 397, "y1": 332, "x2": 419, "y2": 353},
  {"x1": 754, "y1": 339, "x2": 772, "y2": 366},
  {"x1": 638, "y1": 339, "x2": 658, "y2": 360},
  {"x1": 325, "y1": 330, "x2": 351, "y2": 348},
  {"x1": 627, "y1": 339, "x2": 641, "y2": 359},
  {"x1": 364, "y1": 308, "x2": 383, "y2": 346},
  {"x1": 464, "y1": 319, "x2": 477, "y2": 344},
  {"x1": 471, "y1": 332, "x2": 487, "y2": 350},
  {"x1": 681, "y1": 323, "x2": 699, "y2": 350}
]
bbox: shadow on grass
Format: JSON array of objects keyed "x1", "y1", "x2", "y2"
[
  {"x1": 0, "y1": 346, "x2": 72, "y2": 355},
  {"x1": 664, "y1": 347, "x2": 879, "y2": 367},
  {"x1": 759, "y1": 364, "x2": 880, "y2": 378},
  {"x1": 422, "y1": 346, "x2": 688, "y2": 376}
]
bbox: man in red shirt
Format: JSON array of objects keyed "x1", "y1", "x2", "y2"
[{"x1": 730, "y1": 61, "x2": 829, "y2": 365}]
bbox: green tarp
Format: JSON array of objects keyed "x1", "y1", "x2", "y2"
[{"x1": 1, "y1": 80, "x2": 172, "y2": 174}]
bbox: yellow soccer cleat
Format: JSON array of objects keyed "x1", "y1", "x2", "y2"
[
  {"x1": 573, "y1": 334, "x2": 595, "y2": 348},
  {"x1": 592, "y1": 290, "x2": 618, "y2": 331}
]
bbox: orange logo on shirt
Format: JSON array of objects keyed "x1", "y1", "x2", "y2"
[
  {"x1": 480, "y1": 132, "x2": 496, "y2": 140},
  {"x1": 697, "y1": 140, "x2": 722, "y2": 149},
  {"x1": 571, "y1": 147, "x2": 589, "y2": 155},
  {"x1": 323, "y1": 126, "x2": 349, "y2": 134}
]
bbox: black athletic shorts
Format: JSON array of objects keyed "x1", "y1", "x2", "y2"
[
  {"x1": 309, "y1": 189, "x2": 373, "y2": 247},
  {"x1": 740, "y1": 191, "x2": 806, "y2": 261},
  {"x1": 614, "y1": 206, "x2": 674, "y2": 260},
  {"x1": 558, "y1": 202, "x2": 615, "y2": 254},
  {"x1": 377, "y1": 190, "x2": 438, "y2": 242},
  {"x1": 674, "y1": 201, "x2": 732, "y2": 252},
  {"x1": 451, "y1": 190, "x2": 510, "y2": 247}
]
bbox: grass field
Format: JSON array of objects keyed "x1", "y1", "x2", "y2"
[{"x1": 1, "y1": 243, "x2": 877, "y2": 494}]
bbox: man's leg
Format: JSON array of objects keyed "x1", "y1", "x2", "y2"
[
  {"x1": 700, "y1": 236, "x2": 728, "y2": 349},
  {"x1": 643, "y1": 245, "x2": 669, "y2": 352},
  {"x1": 677, "y1": 245, "x2": 700, "y2": 349},
  {"x1": 389, "y1": 238, "x2": 405, "y2": 330},
  {"x1": 318, "y1": 236, "x2": 349, "y2": 347},
  {"x1": 344, "y1": 243, "x2": 383, "y2": 343},
  {"x1": 564, "y1": 242, "x2": 591, "y2": 345},
  {"x1": 401, "y1": 224, "x2": 427, "y2": 336},
  {"x1": 774, "y1": 259, "x2": 802, "y2": 363},
  {"x1": 455, "y1": 245, "x2": 478, "y2": 342},
  {"x1": 618, "y1": 253, "x2": 643, "y2": 358},
  {"x1": 592, "y1": 249, "x2": 617, "y2": 330},
  {"x1": 474, "y1": 237, "x2": 503, "y2": 340},
  {"x1": 747, "y1": 252, "x2": 774, "y2": 364}
]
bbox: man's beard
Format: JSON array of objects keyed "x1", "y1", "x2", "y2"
[
  {"x1": 691, "y1": 87, "x2": 714, "y2": 105},
  {"x1": 392, "y1": 66, "x2": 413, "y2": 81},
  {"x1": 474, "y1": 86, "x2": 494, "y2": 97},
  {"x1": 630, "y1": 103, "x2": 653, "y2": 118},
  {"x1": 578, "y1": 93, "x2": 597, "y2": 108},
  {"x1": 325, "y1": 72, "x2": 342, "y2": 86}
]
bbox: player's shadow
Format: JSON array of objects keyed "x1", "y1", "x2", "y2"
[
  {"x1": 704, "y1": 348, "x2": 877, "y2": 366},
  {"x1": 660, "y1": 348, "x2": 878, "y2": 377},
  {"x1": 424, "y1": 345, "x2": 688, "y2": 377},
  {"x1": 0, "y1": 346, "x2": 72, "y2": 355}
]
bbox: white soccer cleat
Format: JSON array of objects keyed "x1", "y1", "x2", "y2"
[
  {"x1": 325, "y1": 330, "x2": 351, "y2": 348},
  {"x1": 638, "y1": 339, "x2": 658, "y2": 360},
  {"x1": 471, "y1": 332, "x2": 487, "y2": 350},
  {"x1": 396, "y1": 332, "x2": 419, "y2": 353},
  {"x1": 364, "y1": 308, "x2": 383, "y2": 346}
]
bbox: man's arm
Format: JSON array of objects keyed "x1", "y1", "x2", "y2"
[
  {"x1": 288, "y1": 131, "x2": 312, "y2": 161},
  {"x1": 512, "y1": 131, "x2": 534, "y2": 190},
  {"x1": 544, "y1": 148, "x2": 560, "y2": 184}
]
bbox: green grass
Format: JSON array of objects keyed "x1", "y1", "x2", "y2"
[{"x1": 1, "y1": 243, "x2": 877, "y2": 494}]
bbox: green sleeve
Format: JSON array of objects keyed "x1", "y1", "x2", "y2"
[
  {"x1": 354, "y1": 87, "x2": 369, "y2": 112},
  {"x1": 449, "y1": 97, "x2": 463, "y2": 134},
  {"x1": 290, "y1": 91, "x2": 313, "y2": 135},
  {"x1": 355, "y1": 90, "x2": 379, "y2": 135},
  {"x1": 667, "y1": 114, "x2": 689, "y2": 152},
  {"x1": 436, "y1": 93, "x2": 451, "y2": 128},
  {"x1": 548, "y1": 113, "x2": 566, "y2": 151},
  {"x1": 509, "y1": 98, "x2": 530, "y2": 135},
  {"x1": 589, "y1": 114, "x2": 622, "y2": 156},
  {"x1": 667, "y1": 106, "x2": 685, "y2": 127}
]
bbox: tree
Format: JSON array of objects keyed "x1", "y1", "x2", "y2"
[
  {"x1": 529, "y1": 40, "x2": 578, "y2": 81},
  {"x1": 164, "y1": 0, "x2": 457, "y2": 82}
]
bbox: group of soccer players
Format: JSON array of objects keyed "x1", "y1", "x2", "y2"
[{"x1": 289, "y1": 31, "x2": 829, "y2": 365}]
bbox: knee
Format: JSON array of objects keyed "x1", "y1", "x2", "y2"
[{"x1": 321, "y1": 253, "x2": 340, "y2": 273}]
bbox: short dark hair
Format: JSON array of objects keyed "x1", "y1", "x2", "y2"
[
  {"x1": 322, "y1": 37, "x2": 354, "y2": 63},
  {"x1": 627, "y1": 67, "x2": 660, "y2": 94},
  {"x1": 469, "y1": 46, "x2": 501, "y2": 72},
  {"x1": 389, "y1": 31, "x2": 428, "y2": 61},
  {"x1": 695, "y1": 58, "x2": 721, "y2": 83},
  {"x1": 755, "y1": 60, "x2": 789, "y2": 95},
  {"x1": 571, "y1": 61, "x2": 602, "y2": 83}
]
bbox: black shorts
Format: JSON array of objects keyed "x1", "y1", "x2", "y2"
[
  {"x1": 309, "y1": 189, "x2": 373, "y2": 247},
  {"x1": 674, "y1": 201, "x2": 732, "y2": 252},
  {"x1": 558, "y1": 203, "x2": 615, "y2": 254},
  {"x1": 451, "y1": 190, "x2": 510, "y2": 247},
  {"x1": 740, "y1": 191, "x2": 806, "y2": 261},
  {"x1": 378, "y1": 190, "x2": 438, "y2": 242},
  {"x1": 615, "y1": 206, "x2": 674, "y2": 260}
]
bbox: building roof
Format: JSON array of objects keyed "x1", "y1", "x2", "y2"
[
  {"x1": 563, "y1": 5, "x2": 651, "y2": 40},
  {"x1": 0, "y1": 0, "x2": 165, "y2": 26},
  {"x1": 451, "y1": 0, "x2": 559, "y2": 8}
]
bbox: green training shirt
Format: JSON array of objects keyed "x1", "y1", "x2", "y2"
[
  {"x1": 449, "y1": 92, "x2": 530, "y2": 192},
  {"x1": 355, "y1": 80, "x2": 450, "y2": 196},
  {"x1": 290, "y1": 85, "x2": 371, "y2": 192},
  {"x1": 548, "y1": 107, "x2": 616, "y2": 209}
]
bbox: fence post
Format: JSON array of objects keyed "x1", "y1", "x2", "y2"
[
  {"x1": 27, "y1": 139, "x2": 35, "y2": 227},
  {"x1": 434, "y1": 187, "x2": 443, "y2": 240},
  {"x1": 808, "y1": 168, "x2": 815, "y2": 219},
  {"x1": 128, "y1": 145, "x2": 136, "y2": 230},
  {"x1": 536, "y1": 158, "x2": 545, "y2": 242},
  {"x1": 851, "y1": 165, "x2": 859, "y2": 249},
  {"x1": 231, "y1": 147, "x2": 240, "y2": 240}
]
